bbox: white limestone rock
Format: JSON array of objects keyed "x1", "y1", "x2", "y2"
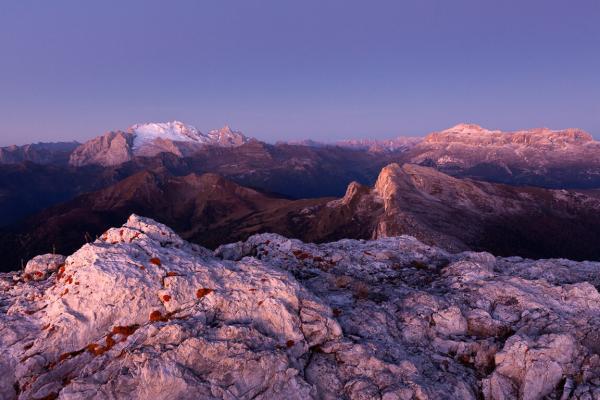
[
  {"x1": 24, "y1": 254, "x2": 66, "y2": 281},
  {"x1": 2, "y1": 215, "x2": 600, "y2": 399}
]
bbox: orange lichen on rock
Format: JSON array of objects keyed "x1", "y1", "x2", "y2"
[
  {"x1": 65, "y1": 276, "x2": 73, "y2": 284},
  {"x1": 86, "y1": 343, "x2": 104, "y2": 356},
  {"x1": 129, "y1": 232, "x2": 141, "y2": 243},
  {"x1": 196, "y1": 288, "x2": 213, "y2": 299},
  {"x1": 149, "y1": 257, "x2": 162, "y2": 266},
  {"x1": 86, "y1": 339, "x2": 114, "y2": 357},
  {"x1": 86, "y1": 325, "x2": 139, "y2": 357},
  {"x1": 286, "y1": 340, "x2": 295, "y2": 348},
  {"x1": 149, "y1": 310, "x2": 168, "y2": 322},
  {"x1": 111, "y1": 325, "x2": 139, "y2": 336},
  {"x1": 105, "y1": 334, "x2": 116, "y2": 349},
  {"x1": 161, "y1": 294, "x2": 171, "y2": 302},
  {"x1": 166, "y1": 271, "x2": 178, "y2": 277},
  {"x1": 56, "y1": 265, "x2": 66, "y2": 280}
]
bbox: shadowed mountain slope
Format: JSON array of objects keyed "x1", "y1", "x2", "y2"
[{"x1": 3, "y1": 163, "x2": 600, "y2": 271}]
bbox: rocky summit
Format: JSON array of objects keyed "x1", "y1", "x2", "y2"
[
  {"x1": 68, "y1": 122, "x2": 250, "y2": 167},
  {"x1": 2, "y1": 215, "x2": 600, "y2": 400}
]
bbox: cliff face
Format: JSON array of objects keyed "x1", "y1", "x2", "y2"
[
  {"x1": 408, "y1": 124, "x2": 600, "y2": 188},
  {"x1": 350, "y1": 163, "x2": 600, "y2": 260},
  {"x1": 2, "y1": 215, "x2": 600, "y2": 399},
  {"x1": 69, "y1": 131, "x2": 135, "y2": 167}
]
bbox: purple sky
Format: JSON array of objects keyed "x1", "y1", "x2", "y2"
[{"x1": 0, "y1": 0, "x2": 599, "y2": 146}]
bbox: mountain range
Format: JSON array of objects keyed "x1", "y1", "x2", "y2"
[
  {"x1": 0, "y1": 125, "x2": 401, "y2": 227},
  {"x1": 7, "y1": 121, "x2": 600, "y2": 188},
  {"x1": 2, "y1": 121, "x2": 600, "y2": 272}
]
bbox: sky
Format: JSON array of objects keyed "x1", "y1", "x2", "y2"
[{"x1": 0, "y1": 0, "x2": 599, "y2": 146}]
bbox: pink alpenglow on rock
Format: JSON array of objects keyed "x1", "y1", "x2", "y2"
[{"x1": 1, "y1": 215, "x2": 600, "y2": 399}]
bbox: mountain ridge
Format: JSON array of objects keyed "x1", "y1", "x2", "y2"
[
  {"x1": 70, "y1": 121, "x2": 251, "y2": 166},
  {"x1": 0, "y1": 141, "x2": 80, "y2": 165},
  {"x1": 3, "y1": 162, "x2": 600, "y2": 271}
]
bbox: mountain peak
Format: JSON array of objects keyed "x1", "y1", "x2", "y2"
[
  {"x1": 70, "y1": 121, "x2": 254, "y2": 166},
  {"x1": 207, "y1": 125, "x2": 250, "y2": 146},
  {"x1": 443, "y1": 123, "x2": 492, "y2": 134},
  {"x1": 128, "y1": 121, "x2": 204, "y2": 149}
]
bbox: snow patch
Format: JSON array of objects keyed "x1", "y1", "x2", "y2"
[{"x1": 128, "y1": 121, "x2": 209, "y2": 150}]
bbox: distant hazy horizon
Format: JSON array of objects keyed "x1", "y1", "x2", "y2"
[
  {"x1": 2, "y1": 120, "x2": 600, "y2": 148},
  {"x1": 1, "y1": 0, "x2": 598, "y2": 146}
]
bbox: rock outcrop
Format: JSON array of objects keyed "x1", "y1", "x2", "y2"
[
  {"x1": 367, "y1": 163, "x2": 600, "y2": 260},
  {"x1": 2, "y1": 215, "x2": 600, "y2": 399},
  {"x1": 68, "y1": 131, "x2": 134, "y2": 167},
  {"x1": 23, "y1": 254, "x2": 66, "y2": 281}
]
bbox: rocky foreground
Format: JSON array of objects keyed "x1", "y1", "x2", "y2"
[{"x1": 1, "y1": 216, "x2": 600, "y2": 399}]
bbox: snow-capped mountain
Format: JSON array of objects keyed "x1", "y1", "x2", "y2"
[
  {"x1": 128, "y1": 121, "x2": 208, "y2": 150},
  {"x1": 69, "y1": 121, "x2": 251, "y2": 167}
]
